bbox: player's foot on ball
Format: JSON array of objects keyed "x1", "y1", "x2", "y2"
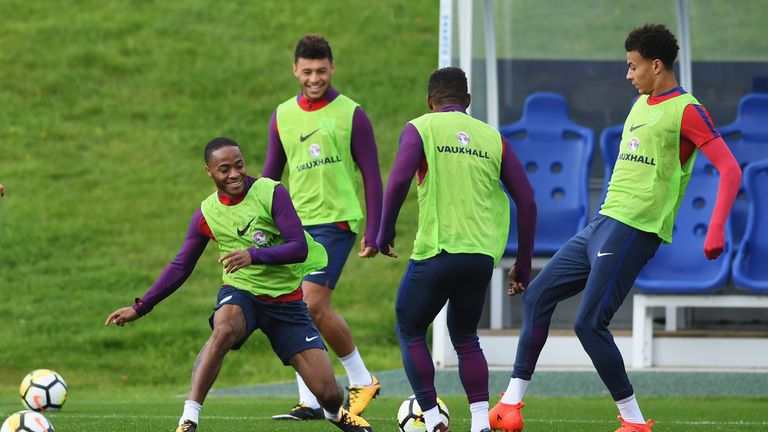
[
  {"x1": 489, "y1": 395, "x2": 524, "y2": 431},
  {"x1": 329, "y1": 407, "x2": 373, "y2": 432},
  {"x1": 344, "y1": 374, "x2": 381, "y2": 415},
  {"x1": 175, "y1": 420, "x2": 197, "y2": 432},
  {"x1": 615, "y1": 416, "x2": 654, "y2": 432},
  {"x1": 271, "y1": 403, "x2": 324, "y2": 420}
]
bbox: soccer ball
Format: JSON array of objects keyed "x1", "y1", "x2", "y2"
[
  {"x1": 0, "y1": 410, "x2": 55, "y2": 432},
  {"x1": 396, "y1": 394, "x2": 450, "y2": 432},
  {"x1": 19, "y1": 370, "x2": 68, "y2": 412}
]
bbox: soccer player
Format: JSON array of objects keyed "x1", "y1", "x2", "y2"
[
  {"x1": 105, "y1": 137, "x2": 373, "y2": 432},
  {"x1": 263, "y1": 34, "x2": 384, "y2": 420},
  {"x1": 489, "y1": 24, "x2": 742, "y2": 432},
  {"x1": 378, "y1": 67, "x2": 537, "y2": 432}
]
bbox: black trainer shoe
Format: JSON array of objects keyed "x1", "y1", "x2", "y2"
[
  {"x1": 271, "y1": 403, "x2": 324, "y2": 420},
  {"x1": 175, "y1": 420, "x2": 197, "y2": 432},
  {"x1": 329, "y1": 407, "x2": 373, "y2": 431}
]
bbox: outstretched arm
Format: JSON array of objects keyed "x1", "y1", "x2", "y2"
[
  {"x1": 262, "y1": 110, "x2": 287, "y2": 180},
  {"x1": 350, "y1": 107, "x2": 383, "y2": 257},
  {"x1": 105, "y1": 209, "x2": 210, "y2": 326},
  {"x1": 377, "y1": 123, "x2": 422, "y2": 258},
  {"x1": 699, "y1": 137, "x2": 741, "y2": 260}
]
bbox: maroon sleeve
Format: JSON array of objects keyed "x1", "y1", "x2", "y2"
[
  {"x1": 377, "y1": 123, "x2": 422, "y2": 254},
  {"x1": 350, "y1": 106, "x2": 383, "y2": 248},
  {"x1": 262, "y1": 110, "x2": 287, "y2": 180},
  {"x1": 500, "y1": 136, "x2": 537, "y2": 287},
  {"x1": 247, "y1": 184, "x2": 308, "y2": 264},
  {"x1": 133, "y1": 208, "x2": 209, "y2": 316},
  {"x1": 698, "y1": 137, "x2": 742, "y2": 260}
]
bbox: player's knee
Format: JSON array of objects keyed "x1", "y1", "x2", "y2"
[
  {"x1": 307, "y1": 301, "x2": 329, "y2": 322},
  {"x1": 573, "y1": 317, "x2": 598, "y2": 341},
  {"x1": 209, "y1": 323, "x2": 241, "y2": 350}
]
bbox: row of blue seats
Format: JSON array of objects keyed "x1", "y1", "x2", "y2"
[{"x1": 500, "y1": 92, "x2": 768, "y2": 294}]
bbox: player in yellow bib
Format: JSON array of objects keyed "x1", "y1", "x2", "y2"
[
  {"x1": 490, "y1": 24, "x2": 742, "y2": 432},
  {"x1": 106, "y1": 138, "x2": 373, "y2": 432},
  {"x1": 264, "y1": 35, "x2": 384, "y2": 420}
]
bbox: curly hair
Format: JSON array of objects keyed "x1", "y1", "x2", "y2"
[
  {"x1": 294, "y1": 34, "x2": 333, "y2": 63},
  {"x1": 428, "y1": 67, "x2": 469, "y2": 106},
  {"x1": 625, "y1": 24, "x2": 679, "y2": 70},
  {"x1": 204, "y1": 137, "x2": 239, "y2": 163}
]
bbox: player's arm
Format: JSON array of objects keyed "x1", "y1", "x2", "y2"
[
  {"x1": 105, "y1": 208, "x2": 210, "y2": 326},
  {"x1": 681, "y1": 104, "x2": 742, "y2": 260},
  {"x1": 262, "y1": 110, "x2": 288, "y2": 181},
  {"x1": 376, "y1": 123, "x2": 423, "y2": 258},
  {"x1": 499, "y1": 136, "x2": 537, "y2": 294},
  {"x1": 350, "y1": 107, "x2": 383, "y2": 257},
  {"x1": 699, "y1": 138, "x2": 741, "y2": 259},
  {"x1": 220, "y1": 184, "x2": 308, "y2": 273}
]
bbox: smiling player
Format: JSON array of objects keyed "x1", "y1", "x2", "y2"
[
  {"x1": 490, "y1": 24, "x2": 742, "y2": 432},
  {"x1": 263, "y1": 34, "x2": 384, "y2": 420}
]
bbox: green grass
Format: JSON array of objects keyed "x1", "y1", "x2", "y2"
[{"x1": 0, "y1": 390, "x2": 766, "y2": 432}]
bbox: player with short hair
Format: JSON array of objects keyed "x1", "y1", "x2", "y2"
[
  {"x1": 105, "y1": 137, "x2": 373, "y2": 432},
  {"x1": 489, "y1": 24, "x2": 742, "y2": 432},
  {"x1": 264, "y1": 34, "x2": 384, "y2": 420},
  {"x1": 378, "y1": 67, "x2": 537, "y2": 432}
]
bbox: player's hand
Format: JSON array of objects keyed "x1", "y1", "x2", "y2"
[
  {"x1": 380, "y1": 239, "x2": 398, "y2": 258},
  {"x1": 220, "y1": 249, "x2": 252, "y2": 273},
  {"x1": 105, "y1": 307, "x2": 139, "y2": 327},
  {"x1": 507, "y1": 264, "x2": 526, "y2": 296},
  {"x1": 703, "y1": 224, "x2": 725, "y2": 260},
  {"x1": 358, "y1": 237, "x2": 379, "y2": 258}
]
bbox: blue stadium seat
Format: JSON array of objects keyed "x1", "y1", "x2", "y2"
[
  {"x1": 500, "y1": 92, "x2": 594, "y2": 255},
  {"x1": 596, "y1": 124, "x2": 624, "y2": 215},
  {"x1": 718, "y1": 93, "x2": 768, "y2": 245},
  {"x1": 732, "y1": 158, "x2": 768, "y2": 293},
  {"x1": 634, "y1": 156, "x2": 732, "y2": 294}
]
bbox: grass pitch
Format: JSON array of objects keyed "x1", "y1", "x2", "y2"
[{"x1": 0, "y1": 390, "x2": 766, "y2": 432}]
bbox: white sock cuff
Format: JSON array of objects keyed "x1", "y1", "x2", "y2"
[
  {"x1": 616, "y1": 394, "x2": 636, "y2": 404},
  {"x1": 323, "y1": 408, "x2": 341, "y2": 422}
]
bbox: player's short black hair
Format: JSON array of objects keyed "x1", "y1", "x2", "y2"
[
  {"x1": 294, "y1": 34, "x2": 333, "y2": 63},
  {"x1": 204, "y1": 137, "x2": 240, "y2": 163},
  {"x1": 625, "y1": 24, "x2": 679, "y2": 70},
  {"x1": 428, "y1": 67, "x2": 469, "y2": 107}
]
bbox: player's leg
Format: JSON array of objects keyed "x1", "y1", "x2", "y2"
[
  {"x1": 491, "y1": 223, "x2": 594, "y2": 431},
  {"x1": 574, "y1": 217, "x2": 660, "y2": 431},
  {"x1": 395, "y1": 254, "x2": 455, "y2": 431},
  {"x1": 445, "y1": 253, "x2": 494, "y2": 432},
  {"x1": 300, "y1": 223, "x2": 378, "y2": 416},
  {"x1": 177, "y1": 287, "x2": 255, "y2": 432},
  {"x1": 262, "y1": 296, "x2": 371, "y2": 431}
]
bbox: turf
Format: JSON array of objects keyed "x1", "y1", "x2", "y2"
[{"x1": 1, "y1": 391, "x2": 766, "y2": 432}]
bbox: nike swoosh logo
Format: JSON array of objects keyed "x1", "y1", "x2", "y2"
[
  {"x1": 219, "y1": 295, "x2": 233, "y2": 305},
  {"x1": 299, "y1": 128, "x2": 321, "y2": 143},
  {"x1": 597, "y1": 252, "x2": 614, "y2": 257},
  {"x1": 305, "y1": 336, "x2": 319, "y2": 342},
  {"x1": 237, "y1": 217, "x2": 256, "y2": 236},
  {"x1": 309, "y1": 271, "x2": 325, "y2": 275},
  {"x1": 629, "y1": 123, "x2": 647, "y2": 132}
]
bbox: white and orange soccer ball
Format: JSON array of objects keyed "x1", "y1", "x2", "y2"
[
  {"x1": 19, "y1": 370, "x2": 68, "y2": 412},
  {"x1": 0, "y1": 410, "x2": 55, "y2": 432},
  {"x1": 396, "y1": 394, "x2": 450, "y2": 432}
]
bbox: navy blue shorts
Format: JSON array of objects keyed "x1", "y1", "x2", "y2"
[
  {"x1": 303, "y1": 223, "x2": 356, "y2": 289},
  {"x1": 396, "y1": 252, "x2": 494, "y2": 343},
  {"x1": 209, "y1": 286, "x2": 325, "y2": 365}
]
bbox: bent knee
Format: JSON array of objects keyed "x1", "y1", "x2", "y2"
[{"x1": 209, "y1": 324, "x2": 242, "y2": 349}]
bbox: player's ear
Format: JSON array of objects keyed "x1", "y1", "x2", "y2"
[
  {"x1": 204, "y1": 164, "x2": 213, "y2": 178},
  {"x1": 292, "y1": 62, "x2": 300, "y2": 78},
  {"x1": 466, "y1": 93, "x2": 472, "y2": 109},
  {"x1": 652, "y1": 58, "x2": 664, "y2": 74},
  {"x1": 427, "y1": 95, "x2": 434, "y2": 111}
]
